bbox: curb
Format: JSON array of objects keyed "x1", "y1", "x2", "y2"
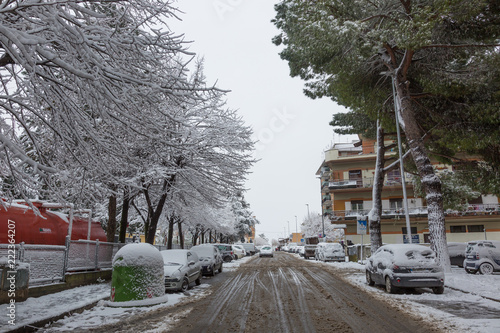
[{"x1": 5, "y1": 296, "x2": 109, "y2": 333}]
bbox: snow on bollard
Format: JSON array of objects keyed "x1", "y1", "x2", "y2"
[{"x1": 110, "y1": 243, "x2": 165, "y2": 304}]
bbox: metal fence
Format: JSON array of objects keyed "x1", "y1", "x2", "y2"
[{"x1": 0, "y1": 240, "x2": 186, "y2": 286}]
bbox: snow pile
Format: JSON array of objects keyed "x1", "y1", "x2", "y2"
[
  {"x1": 113, "y1": 243, "x2": 163, "y2": 268},
  {"x1": 112, "y1": 243, "x2": 164, "y2": 302}
]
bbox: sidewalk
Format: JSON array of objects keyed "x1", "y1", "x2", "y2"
[{"x1": 1, "y1": 283, "x2": 111, "y2": 333}]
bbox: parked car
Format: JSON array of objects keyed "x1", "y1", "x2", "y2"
[
  {"x1": 315, "y1": 242, "x2": 344, "y2": 262},
  {"x1": 464, "y1": 240, "x2": 500, "y2": 275},
  {"x1": 259, "y1": 245, "x2": 274, "y2": 257},
  {"x1": 297, "y1": 246, "x2": 305, "y2": 257},
  {"x1": 447, "y1": 242, "x2": 467, "y2": 267},
  {"x1": 160, "y1": 249, "x2": 202, "y2": 292},
  {"x1": 190, "y1": 244, "x2": 223, "y2": 276},
  {"x1": 214, "y1": 244, "x2": 234, "y2": 262},
  {"x1": 232, "y1": 244, "x2": 246, "y2": 259},
  {"x1": 236, "y1": 243, "x2": 256, "y2": 256},
  {"x1": 365, "y1": 244, "x2": 445, "y2": 294},
  {"x1": 304, "y1": 237, "x2": 319, "y2": 260}
]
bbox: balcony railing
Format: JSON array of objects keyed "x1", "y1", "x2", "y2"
[
  {"x1": 325, "y1": 203, "x2": 500, "y2": 220},
  {"x1": 328, "y1": 176, "x2": 413, "y2": 190}
]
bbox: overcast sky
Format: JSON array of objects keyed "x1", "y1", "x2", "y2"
[{"x1": 170, "y1": 1, "x2": 354, "y2": 241}]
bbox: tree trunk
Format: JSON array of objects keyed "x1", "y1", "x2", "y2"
[
  {"x1": 192, "y1": 229, "x2": 199, "y2": 246},
  {"x1": 167, "y1": 215, "x2": 174, "y2": 249},
  {"x1": 106, "y1": 189, "x2": 117, "y2": 243},
  {"x1": 145, "y1": 192, "x2": 168, "y2": 244},
  {"x1": 118, "y1": 188, "x2": 130, "y2": 243},
  {"x1": 178, "y1": 222, "x2": 184, "y2": 249},
  {"x1": 369, "y1": 122, "x2": 385, "y2": 252},
  {"x1": 144, "y1": 176, "x2": 175, "y2": 245},
  {"x1": 394, "y1": 72, "x2": 451, "y2": 271}
]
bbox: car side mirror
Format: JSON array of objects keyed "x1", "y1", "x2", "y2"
[{"x1": 188, "y1": 261, "x2": 195, "y2": 266}]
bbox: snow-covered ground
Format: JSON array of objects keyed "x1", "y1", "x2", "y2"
[
  {"x1": 1, "y1": 254, "x2": 499, "y2": 332},
  {"x1": 0, "y1": 256, "x2": 254, "y2": 333},
  {"x1": 312, "y1": 258, "x2": 500, "y2": 333}
]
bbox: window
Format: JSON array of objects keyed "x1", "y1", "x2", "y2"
[
  {"x1": 349, "y1": 170, "x2": 362, "y2": 186},
  {"x1": 450, "y1": 225, "x2": 467, "y2": 233},
  {"x1": 351, "y1": 200, "x2": 363, "y2": 211},
  {"x1": 402, "y1": 227, "x2": 417, "y2": 234},
  {"x1": 390, "y1": 199, "x2": 403, "y2": 210},
  {"x1": 386, "y1": 169, "x2": 402, "y2": 184},
  {"x1": 467, "y1": 225, "x2": 484, "y2": 233}
]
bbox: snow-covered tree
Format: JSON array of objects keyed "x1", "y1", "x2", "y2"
[
  {"x1": 301, "y1": 212, "x2": 343, "y2": 242},
  {"x1": 230, "y1": 192, "x2": 259, "y2": 242},
  {"x1": 0, "y1": 0, "x2": 198, "y2": 202},
  {"x1": 273, "y1": 0, "x2": 500, "y2": 270}
]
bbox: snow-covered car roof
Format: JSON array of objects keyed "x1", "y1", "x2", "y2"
[{"x1": 375, "y1": 244, "x2": 437, "y2": 265}]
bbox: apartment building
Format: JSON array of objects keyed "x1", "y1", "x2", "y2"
[{"x1": 317, "y1": 136, "x2": 500, "y2": 245}]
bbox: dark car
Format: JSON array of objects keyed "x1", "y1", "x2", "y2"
[
  {"x1": 214, "y1": 243, "x2": 234, "y2": 262},
  {"x1": 190, "y1": 244, "x2": 223, "y2": 276},
  {"x1": 365, "y1": 244, "x2": 445, "y2": 294},
  {"x1": 447, "y1": 242, "x2": 466, "y2": 267}
]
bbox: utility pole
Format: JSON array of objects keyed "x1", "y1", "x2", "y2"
[
  {"x1": 295, "y1": 215, "x2": 298, "y2": 233},
  {"x1": 306, "y1": 203, "x2": 310, "y2": 219}
]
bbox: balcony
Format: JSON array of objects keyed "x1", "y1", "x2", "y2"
[
  {"x1": 328, "y1": 179, "x2": 360, "y2": 189},
  {"x1": 328, "y1": 176, "x2": 412, "y2": 190},
  {"x1": 445, "y1": 203, "x2": 500, "y2": 216},
  {"x1": 325, "y1": 203, "x2": 500, "y2": 221}
]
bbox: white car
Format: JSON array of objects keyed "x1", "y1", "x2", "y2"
[
  {"x1": 160, "y1": 249, "x2": 202, "y2": 292},
  {"x1": 232, "y1": 244, "x2": 246, "y2": 259},
  {"x1": 365, "y1": 244, "x2": 444, "y2": 294},
  {"x1": 315, "y1": 242, "x2": 344, "y2": 262},
  {"x1": 259, "y1": 245, "x2": 274, "y2": 257},
  {"x1": 464, "y1": 240, "x2": 500, "y2": 274}
]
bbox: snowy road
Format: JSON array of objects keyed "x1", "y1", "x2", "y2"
[
  {"x1": 22, "y1": 251, "x2": 500, "y2": 332},
  {"x1": 92, "y1": 252, "x2": 441, "y2": 333}
]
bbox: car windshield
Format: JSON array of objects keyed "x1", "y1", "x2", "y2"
[
  {"x1": 161, "y1": 251, "x2": 187, "y2": 266},
  {"x1": 262, "y1": 246, "x2": 271, "y2": 250},
  {"x1": 191, "y1": 246, "x2": 214, "y2": 258},
  {"x1": 324, "y1": 243, "x2": 343, "y2": 251},
  {"x1": 466, "y1": 242, "x2": 479, "y2": 254}
]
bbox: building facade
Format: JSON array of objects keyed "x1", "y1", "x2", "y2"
[{"x1": 317, "y1": 137, "x2": 500, "y2": 245}]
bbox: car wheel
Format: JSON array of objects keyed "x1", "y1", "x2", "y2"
[
  {"x1": 366, "y1": 271, "x2": 375, "y2": 286},
  {"x1": 195, "y1": 274, "x2": 202, "y2": 286},
  {"x1": 218, "y1": 264, "x2": 223, "y2": 273},
  {"x1": 479, "y1": 262, "x2": 494, "y2": 275},
  {"x1": 432, "y1": 286, "x2": 444, "y2": 294},
  {"x1": 211, "y1": 265, "x2": 216, "y2": 277},
  {"x1": 224, "y1": 256, "x2": 232, "y2": 263},
  {"x1": 385, "y1": 276, "x2": 397, "y2": 294},
  {"x1": 180, "y1": 277, "x2": 189, "y2": 292}
]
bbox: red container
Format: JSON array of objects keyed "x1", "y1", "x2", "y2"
[{"x1": 0, "y1": 201, "x2": 106, "y2": 245}]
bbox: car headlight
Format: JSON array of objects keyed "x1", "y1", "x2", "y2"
[
  {"x1": 165, "y1": 270, "x2": 181, "y2": 282},
  {"x1": 165, "y1": 277, "x2": 180, "y2": 282}
]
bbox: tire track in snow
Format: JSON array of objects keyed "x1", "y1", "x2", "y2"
[{"x1": 267, "y1": 268, "x2": 291, "y2": 333}]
